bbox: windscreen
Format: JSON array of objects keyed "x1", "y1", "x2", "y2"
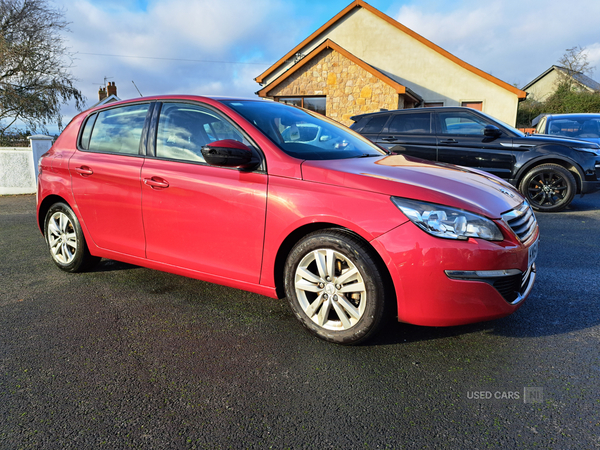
[{"x1": 223, "y1": 100, "x2": 387, "y2": 160}]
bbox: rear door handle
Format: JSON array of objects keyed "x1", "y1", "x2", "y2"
[
  {"x1": 440, "y1": 139, "x2": 458, "y2": 144},
  {"x1": 75, "y1": 166, "x2": 93, "y2": 176},
  {"x1": 381, "y1": 136, "x2": 397, "y2": 142},
  {"x1": 143, "y1": 177, "x2": 170, "y2": 189}
]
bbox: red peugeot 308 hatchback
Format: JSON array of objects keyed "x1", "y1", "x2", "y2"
[{"x1": 37, "y1": 96, "x2": 539, "y2": 344}]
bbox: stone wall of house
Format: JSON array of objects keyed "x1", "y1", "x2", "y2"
[{"x1": 266, "y1": 48, "x2": 401, "y2": 125}]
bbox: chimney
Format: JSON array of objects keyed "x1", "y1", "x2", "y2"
[
  {"x1": 98, "y1": 87, "x2": 107, "y2": 101},
  {"x1": 107, "y1": 81, "x2": 117, "y2": 97}
]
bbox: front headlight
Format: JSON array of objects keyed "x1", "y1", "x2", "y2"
[
  {"x1": 391, "y1": 197, "x2": 503, "y2": 241},
  {"x1": 573, "y1": 146, "x2": 600, "y2": 156}
]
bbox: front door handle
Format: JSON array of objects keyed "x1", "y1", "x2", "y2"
[
  {"x1": 440, "y1": 139, "x2": 458, "y2": 144},
  {"x1": 143, "y1": 177, "x2": 170, "y2": 189},
  {"x1": 75, "y1": 166, "x2": 93, "y2": 176},
  {"x1": 381, "y1": 136, "x2": 397, "y2": 142}
]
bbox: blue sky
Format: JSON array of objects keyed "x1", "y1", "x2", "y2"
[{"x1": 45, "y1": 0, "x2": 600, "y2": 133}]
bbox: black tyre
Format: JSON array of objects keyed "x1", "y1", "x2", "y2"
[
  {"x1": 284, "y1": 229, "x2": 390, "y2": 345},
  {"x1": 44, "y1": 202, "x2": 101, "y2": 272},
  {"x1": 519, "y1": 164, "x2": 576, "y2": 212}
]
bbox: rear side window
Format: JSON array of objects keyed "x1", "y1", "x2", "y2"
[
  {"x1": 388, "y1": 113, "x2": 432, "y2": 134},
  {"x1": 361, "y1": 114, "x2": 389, "y2": 134},
  {"x1": 87, "y1": 104, "x2": 150, "y2": 155}
]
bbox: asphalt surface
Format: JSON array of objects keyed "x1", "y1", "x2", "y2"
[{"x1": 1, "y1": 194, "x2": 599, "y2": 449}]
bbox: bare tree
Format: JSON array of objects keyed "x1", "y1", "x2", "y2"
[
  {"x1": 0, "y1": 0, "x2": 84, "y2": 135},
  {"x1": 557, "y1": 46, "x2": 594, "y2": 80}
]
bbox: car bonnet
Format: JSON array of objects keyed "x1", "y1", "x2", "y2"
[{"x1": 300, "y1": 154, "x2": 525, "y2": 219}]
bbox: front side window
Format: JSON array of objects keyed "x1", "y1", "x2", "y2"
[
  {"x1": 388, "y1": 113, "x2": 432, "y2": 134},
  {"x1": 224, "y1": 100, "x2": 385, "y2": 160},
  {"x1": 439, "y1": 111, "x2": 490, "y2": 136},
  {"x1": 155, "y1": 103, "x2": 246, "y2": 163},
  {"x1": 87, "y1": 104, "x2": 150, "y2": 154}
]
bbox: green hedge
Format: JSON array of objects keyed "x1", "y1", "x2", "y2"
[{"x1": 517, "y1": 81, "x2": 600, "y2": 128}]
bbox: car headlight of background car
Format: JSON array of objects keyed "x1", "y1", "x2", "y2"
[{"x1": 391, "y1": 198, "x2": 504, "y2": 241}]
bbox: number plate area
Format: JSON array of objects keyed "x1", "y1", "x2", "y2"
[{"x1": 528, "y1": 238, "x2": 539, "y2": 267}]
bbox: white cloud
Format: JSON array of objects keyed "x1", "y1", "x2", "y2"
[
  {"x1": 394, "y1": 0, "x2": 600, "y2": 88},
  {"x1": 50, "y1": 0, "x2": 302, "y2": 131}
]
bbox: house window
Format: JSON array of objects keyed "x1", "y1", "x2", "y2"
[
  {"x1": 423, "y1": 102, "x2": 444, "y2": 108},
  {"x1": 461, "y1": 101, "x2": 483, "y2": 111},
  {"x1": 277, "y1": 97, "x2": 326, "y2": 115}
]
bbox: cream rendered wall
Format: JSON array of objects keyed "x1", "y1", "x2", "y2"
[
  {"x1": 525, "y1": 70, "x2": 561, "y2": 102},
  {"x1": 262, "y1": 8, "x2": 520, "y2": 126}
]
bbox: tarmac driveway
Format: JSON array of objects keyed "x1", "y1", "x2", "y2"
[{"x1": 1, "y1": 194, "x2": 599, "y2": 449}]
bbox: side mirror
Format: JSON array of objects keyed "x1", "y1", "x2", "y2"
[
  {"x1": 483, "y1": 125, "x2": 502, "y2": 138},
  {"x1": 201, "y1": 139, "x2": 256, "y2": 169}
]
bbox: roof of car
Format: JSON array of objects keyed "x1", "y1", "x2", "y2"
[
  {"x1": 350, "y1": 106, "x2": 476, "y2": 122},
  {"x1": 532, "y1": 112, "x2": 600, "y2": 126}
]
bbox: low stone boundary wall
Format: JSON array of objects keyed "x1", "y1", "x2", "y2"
[{"x1": 0, "y1": 136, "x2": 53, "y2": 195}]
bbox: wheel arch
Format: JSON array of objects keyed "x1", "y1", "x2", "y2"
[
  {"x1": 515, "y1": 156, "x2": 584, "y2": 194},
  {"x1": 38, "y1": 194, "x2": 71, "y2": 236},
  {"x1": 272, "y1": 223, "x2": 397, "y2": 312}
]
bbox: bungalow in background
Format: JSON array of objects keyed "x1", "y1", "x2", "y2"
[
  {"x1": 255, "y1": 0, "x2": 526, "y2": 126},
  {"x1": 523, "y1": 65, "x2": 600, "y2": 102}
]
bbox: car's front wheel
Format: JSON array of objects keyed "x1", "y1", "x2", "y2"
[
  {"x1": 519, "y1": 163, "x2": 576, "y2": 212},
  {"x1": 284, "y1": 230, "x2": 390, "y2": 345},
  {"x1": 44, "y1": 202, "x2": 101, "y2": 272}
]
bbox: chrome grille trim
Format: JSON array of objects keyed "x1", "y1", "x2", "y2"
[{"x1": 502, "y1": 201, "x2": 538, "y2": 243}]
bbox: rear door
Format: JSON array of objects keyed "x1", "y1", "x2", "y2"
[
  {"x1": 376, "y1": 112, "x2": 437, "y2": 161},
  {"x1": 435, "y1": 109, "x2": 515, "y2": 179},
  {"x1": 69, "y1": 103, "x2": 152, "y2": 257}
]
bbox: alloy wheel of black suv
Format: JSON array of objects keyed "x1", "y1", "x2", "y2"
[{"x1": 350, "y1": 107, "x2": 600, "y2": 212}]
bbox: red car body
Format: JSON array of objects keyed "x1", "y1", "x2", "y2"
[{"x1": 37, "y1": 95, "x2": 539, "y2": 342}]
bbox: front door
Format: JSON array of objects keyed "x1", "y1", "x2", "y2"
[
  {"x1": 141, "y1": 102, "x2": 268, "y2": 283},
  {"x1": 435, "y1": 110, "x2": 515, "y2": 179}
]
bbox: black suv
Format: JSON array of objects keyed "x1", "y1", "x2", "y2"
[{"x1": 351, "y1": 107, "x2": 600, "y2": 212}]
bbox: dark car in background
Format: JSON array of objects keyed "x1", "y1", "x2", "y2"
[
  {"x1": 351, "y1": 107, "x2": 600, "y2": 212},
  {"x1": 533, "y1": 113, "x2": 600, "y2": 145}
]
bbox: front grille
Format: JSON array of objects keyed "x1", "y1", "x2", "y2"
[
  {"x1": 502, "y1": 201, "x2": 538, "y2": 243},
  {"x1": 493, "y1": 274, "x2": 522, "y2": 303},
  {"x1": 492, "y1": 264, "x2": 534, "y2": 303}
]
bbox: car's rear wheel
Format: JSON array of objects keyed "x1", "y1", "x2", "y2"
[
  {"x1": 284, "y1": 230, "x2": 389, "y2": 345},
  {"x1": 519, "y1": 164, "x2": 576, "y2": 212},
  {"x1": 44, "y1": 202, "x2": 101, "y2": 272}
]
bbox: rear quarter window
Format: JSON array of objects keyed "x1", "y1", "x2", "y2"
[{"x1": 361, "y1": 115, "x2": 390, "y2": 134}]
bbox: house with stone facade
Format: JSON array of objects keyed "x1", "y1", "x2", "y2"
[{"x1": 255, "y1": 0, "x2": 526, "y2": 126}]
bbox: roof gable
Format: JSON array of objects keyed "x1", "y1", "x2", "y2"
[
  {"x1": 523, "y1": 65, "x2": 600, "y2": 92},
  {"x1": 257, "y1": 39, "x2": 421, "y2": 102},
  {"x1": 256, "y1": 0, "x2": 525, "y2": 99}
]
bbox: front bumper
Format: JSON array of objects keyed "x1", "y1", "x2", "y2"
[
  {"x1": 372, "y1": 221, "x2": 538, "y2": 327},
  {"x1": 581, "y1": 179, "x2": 600, "y2": 195}
]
